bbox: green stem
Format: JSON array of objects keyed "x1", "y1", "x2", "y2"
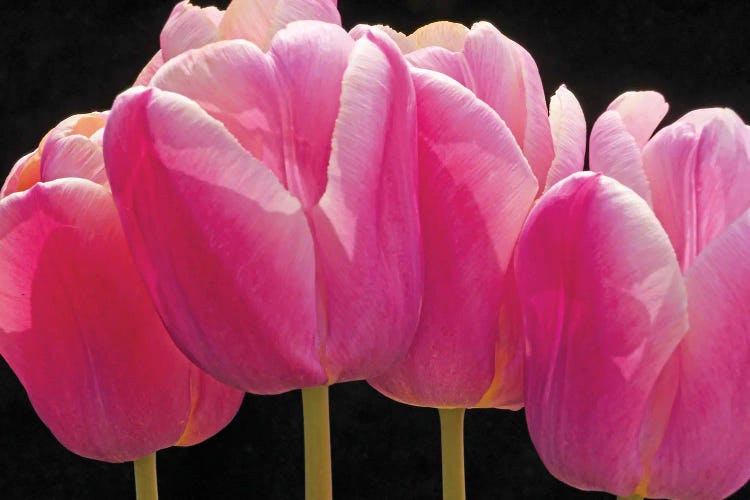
[
  {"x1": 302, "y1": 385, "x2": 332, "y2": 500},
  {"x1": 133, "y1": 452, "x2": 158, "y2": 500},
  {"x1": 617, "y1": 496, "x2": 644, "y2": 500},
  {"x1": 439, "y1": 408, "x2": 466, "y2": 500}
]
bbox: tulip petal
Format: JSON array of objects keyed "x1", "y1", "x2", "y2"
[
  {"x1": 218, "y1": 0, "x2": 341, "y2": 51},
  {"x1": 40, "y1": 135, "x2": 107, "y2": 186},
  {"x1": 152, "y1": 22, "x2": 353, "y2": 208},
  {"x1": 1, "y1": 152, "x2": 35, "y2": 197},
  {"x1": 104, "y1": 86, "x2": 325, "y2": 394},
  {"x1": 134, "y1": 51, "x2": 165, "y2": 86},
  {"x1": 545, "y1": 85, "x2": 586, "y2": 191},
  {"x1": 645, "y1": 209, "x2": 750, "y2": 499},
  {"x1": 371, "y1": 69, "x2": 537, "y2": 407},
  {"x1": 310, "y1": 30, "x2": 422, "y2": 382},
  {"x1": 607, "y1": 91, "x2": 668, "y2": 149},
  {"x1": 350, "y1": 24, "x2": 415, "y2": 53},
  {"x1": 589, "y1": 110, "x2": 652, "y2": 204},
  {"x1": 0, "y1": 180, "x2": 194, "y2": 461},
  {"x1": 160, "y1": 1, "x2": 222, "y2": 61},
  {"x1": 517, "y1": 172, "x2": 687, "y2": 495},
  {"x1": 642, "y1": 109, "x2": 750, "y2": 270},
  {"x1": 407, "y1": 21, "x2": 469, "y2": 52}
]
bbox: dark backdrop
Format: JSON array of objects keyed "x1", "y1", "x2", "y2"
[{"x1": 1, "y1": 1, "x2": 748, "y2": 498}]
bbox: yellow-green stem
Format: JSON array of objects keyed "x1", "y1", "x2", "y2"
[
  {"x1": 617, "y1": 496, "x2": 644, "y2": 500},
  {"x1": 302, "y1": 385, "x2": 332, "y2": 500},
  {"x1": 439, "y1": 408, "x2": 466, "y2": 500},
  {"x1": 133, "y1": 452, "x2": 158, "y2": 500}
]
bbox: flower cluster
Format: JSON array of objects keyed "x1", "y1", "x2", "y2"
[{"x1": 2, "y1": 0, "x2": 748, "y2": 498}]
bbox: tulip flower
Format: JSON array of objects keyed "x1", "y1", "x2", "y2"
[
  {"x1": 0, "y1": 113, "x2": 245, "y2": 498},
  {"x1": 517, "y1": 92, "x2": 750, "y2": 499},
  {"x1": 104, "y1": 20, "x2": 421, "y2": 498},
  {"x1": 135, "y1": 0, "x2": 341, "y2": 85},
  {"x1": 351, "y1": 20, "x2": 587, "y2": 499}
]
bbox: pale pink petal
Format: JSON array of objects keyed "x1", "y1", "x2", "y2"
[
  {"x1": 40, "y1": 135, "x2": 107, "y2": 186},
  {"x1": 406, "y1": 46, "x2": 468, "y2": 86},
  {"x1": 643, "y1": 109, "x2": 750, "y2": 270},
  {"x1": 134, "y1": 51, "x2": 165, "y2": 86},
  {"x1": 407, "y1": 21, "x2": 469, "y2": 51},
  {"x1": 645, "y1": 209, "x2": 750, "y2": 499},
  {"x1": 151, "y1": 40, "x2": 287, "y2": 185},
  {"x1": 350, "y1": 24, "x2": 415, "y2": 53},
  {"x1": 218, "y1": 0, "x2": 341, "y2": 51},
  {"x1": 0, "y1": 180, "x2": 209, "y2": 461},
  {"x1": 545, "y1": 85, "x2": 586, "y2": 191},
  {"x1": 104, "y1": 86, "x2": 325, "y2": 394},
  {"x1": 589, "y1": 110, "x2": 652, "y2": 204},
  {"x1": 371, "y1": 69, "x2": 537, "y2": 407},
  {"x1": 160, "y1": 1, "x2": 222, "y2": 61},
  {"x1": 517, "y1": 172, "x2": 687, "y2": 495},
  {"x1": 607, "y1": 91, "x2": 668, "y2": 149},
  {"x1": 152, "y1": 22, "x2": 354, "y2": 208},
  {"x1": 309, "y1": 30, "x2": 422, "y2": 383}
]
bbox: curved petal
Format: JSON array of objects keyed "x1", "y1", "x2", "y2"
[
  {"x1": 406, "y1": 22, "x2": 554, "y2": 189},
  {"x1": 607, "y1": 91, "x2": 668, "y2": 149},
  {"x1": 517, "y1": 172, "x2": 687, "y2": 495},
  {"x1": 646, "y1": 209, "x2": 750, "y2": 499},
  {"x1": 134, "y1": 50, "x2": 164, "y2": 86},
  {"x1": 0, "y1": 180, "x2": 195, "y2": 461},
  {"x1": 160, "y1": 1, "x2": 222, "y2": 61},
  {"x1": 218, "y1": 0, "x2": 340, "y2": 51},
  {"x1": 589, "y1": 109, "x2": 652, "y2": 204},
  {"x1": 1, "y1": 152, "x2": 36, "y2": 198},
  {"x1": 152, "y1": 22, "x2": 354, "y2": 208},
  {"x1": 40, "y1": 135, "x2": 107, "y2": 186},
  {"x1": 407, "y1": 21, "x2": 469, "y2": 52},
  {"x1": 310, "y1": 29, "x2": 422, "y2": 382},
  {"x1": 371, "y1": 69, "x2": 537, "y2": 407},
  {"x1": 545, "y1": 85, "x2": 586, "y2": 191},
  {"x1": 104, "y1": 86, "x2": 325, "y2": 394},
  {"x1": 643, "y1": 109, "x2": 750, "y2": 271},
  {"x1": 350, "y1": 24, "x2": 415, "y2": 53},
  {"x1": 175, "y1": 365, "x2": 245, "y2": 446}
]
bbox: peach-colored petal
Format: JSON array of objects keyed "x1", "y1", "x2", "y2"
[
  {"x1": 407, "y1": 21, "x2": 469, "y2": 52},
  {"x1": 218, "y1": 0, "x2": 340, "y2": 51}
]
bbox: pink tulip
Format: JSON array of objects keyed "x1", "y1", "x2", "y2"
[
  {"x1": 518, "y1": 92, "x2": 750, "y2": 498},
  {"x1": 0, "y1": 113, "x2": 244, "y2": 462},
  {"x1": 135, "y1": 0, "x2": 341, "y2": 85},
  {"x1": 104, "y1": 21, "x2": 422, "y2": 395},
  {"x1": 357, "y1": 21, "x2": 586, "y2": 409}
]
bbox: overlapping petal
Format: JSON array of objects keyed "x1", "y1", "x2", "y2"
[
  {"x1": 0, "y1": 179, "x2": 242, "y2": 461},
  {"x1": 104, "y1": 86, "x2": 325, "y2": 394},
  {"x1": 517, "y1": 172, "x2": 687, "y2": 495},
  {"x1": 545, "y1": 85, "x2": 586, "y2": 191},
  {"x1": 370, "y1": 68, "x2": 536, "y2": 408}
]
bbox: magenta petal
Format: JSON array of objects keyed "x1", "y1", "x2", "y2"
[
  {"x1": 646, "y1": 210, "x2": 750, "y2": 499},
  {"x1": 545, "y1": 85, "x2": 586, "y2": 191},
  {"x1": 309, "y1": 29, "x2": 422, "y2": 382},
  {"x1": 218, "y1": 0, "x2": 341, "y2": 51},
  {"x1": 517, "y1": 172, "x2": 687, "y2": 495},
  {"x1": 0, "y1": 180, "x2": 239, "y2": 461},
  {"x1": 371, "y1": 69, "x2": 537, "y2": 407},
  {"x1": 104, "y1": 86, "x2": 326, "y2": 394}
]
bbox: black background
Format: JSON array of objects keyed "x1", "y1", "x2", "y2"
[{"x1": 2, "y1": 1, "x2": 749, "y2": 498}]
